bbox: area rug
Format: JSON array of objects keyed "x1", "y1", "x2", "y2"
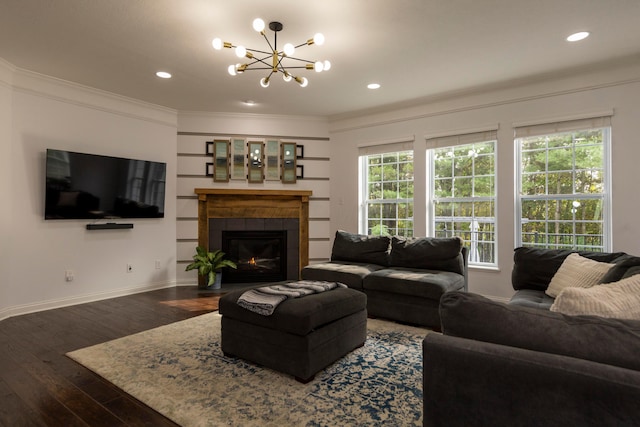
[{"x1": 67, "y1": 312, "x2": 430, "y2": 426}]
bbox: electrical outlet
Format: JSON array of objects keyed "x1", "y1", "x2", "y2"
[
  {"x1": 155, "y1": 259, "x2": 161, "y2": 270},
  {"x1": 127, "y1": 263, "x2": 133, "y2": 273},
  {"x1": 65, "y1": 270, "x2": 74, "y2": 282}
]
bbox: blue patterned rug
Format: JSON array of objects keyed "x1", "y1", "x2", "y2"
[{"x1": 67, "y1": 312, "x2": 429, "y2": 426}]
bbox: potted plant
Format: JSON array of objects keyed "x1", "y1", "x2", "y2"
[{"x1": 185, "y1": 246, "x2": 237, "y2": 290}]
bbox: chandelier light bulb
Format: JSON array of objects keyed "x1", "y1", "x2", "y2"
[
  {"x1": 252, "y1": 18, "x2": 265, "y2": 32},
  {"x1": 283, "y1": 43, "x2": 295, "y2": 56},
  {"x1": 282, "y1": 72, "x2": 292, "y2": 82},
  {"x1": 235, "y1": 46, "x2": 246, "y2": 58},
  {"x1": 228, "y1": 64, "x2": 237, "y2": 76},
  {"x1": 323, "y1": 60, "x2": 331, "y2": 71},
  {"x1": 260, "y1": 77, "x2": 270, "y2": 88},
  {"x1": 299, "y1": 77, "x2": 308, "y2": 87},
  {"x1": 314, "y1": 61, "x2": 324, "y2": 72},
  {"x1": 313, "y1": 33, "x2": 325, "y2": 45},
  {"x1": 212, "y1": 38, "x2": 223, "y2": 50}
]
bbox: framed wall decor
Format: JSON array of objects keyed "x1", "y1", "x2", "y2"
[
  {"x1": 212, "y1": 140, "x2": 230, "y2": 182},
  {"x1": 247, "y1": 140, "x2": 264, "y2": 183},
  {"x1": 230, "y1": 138, "x2": 246, "y2": 180},
  {"x1": 205, "y1": 140, "x2": 214, "y2": 155},
  {"x1": 265, "y1": 139, "x2": 280, "y2": 181},
  {"x1": 281, "y1": 142, "x2": 297, "y2": 183}
]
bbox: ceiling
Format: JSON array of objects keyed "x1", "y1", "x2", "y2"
[{"x1": 1, "y1": 0, "x2": 640, "y2": 119}]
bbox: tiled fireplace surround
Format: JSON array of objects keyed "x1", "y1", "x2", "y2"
[{"x1": 195, "y1": 189, "x2": 312, "y2": 286}]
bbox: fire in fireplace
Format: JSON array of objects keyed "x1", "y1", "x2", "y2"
[{"x1": 221, "y1": 230, "x2": 287, "y2": 283}]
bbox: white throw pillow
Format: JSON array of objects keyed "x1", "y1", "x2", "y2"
[
  {"x1": 545, "y1": 253, "x2": 614, "y2": 298},
  {"x1": 550, "y1": 274, "x2": 640, "y2": 320}
]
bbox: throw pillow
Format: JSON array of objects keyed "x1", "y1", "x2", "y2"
[
  {"x1": 389, "y1": 236, "x2": 464, "y2": 274},
  {"x1": 545, "y1": 253, "x2": 614, "y2": 298},
  {"x1": 330, "y1": 230, "x2": 390, "y2": 266},
  {"x1": 550, "y1": 274, "x2": 640, "y2": 320},
  {"x1": 440, "y1": 291, "x2": 640, "y2": 371}
]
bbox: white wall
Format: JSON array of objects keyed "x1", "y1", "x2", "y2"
[
  {"x1": 0, "y1": 60, "x2": 13, "y2": 314},
  {"x1": 329, "y1": 59, "x2": 640, "y2": 300},
  {"x1": 176, "y1": 111, "x2": 331, "y2": 284},
  {"x1": 0, "y1": 63, "x2": 179, "y2": 320}
]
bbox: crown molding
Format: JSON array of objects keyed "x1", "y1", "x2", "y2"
[
  {"x1": 329, "y1": 56, "x2": 640, "y2": 134},
  {"x1": 9, "y1": 64, "x2": 177, "y2": 127}
]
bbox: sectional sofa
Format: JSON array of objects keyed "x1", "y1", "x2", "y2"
[
  {"x1": 301, "y1": 230, "x2": 468, "y2": 329},
  {"x1": 422, "y1": 247, "x2": 640, "y2": 426}
]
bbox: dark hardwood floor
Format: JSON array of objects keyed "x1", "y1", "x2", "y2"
[{"x1": 0, "y1": 287, "x2": 221, "y2": 427}]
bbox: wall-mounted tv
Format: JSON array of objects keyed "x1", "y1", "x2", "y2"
[{"x1": 45, "y1": 149, "x2": 166, "y2": 220}]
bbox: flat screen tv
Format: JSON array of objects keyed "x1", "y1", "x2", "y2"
[{"x1": 45, "y1": 149, "x2": 166, "y2": 220}]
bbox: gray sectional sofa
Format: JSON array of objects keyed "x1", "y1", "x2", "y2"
[
  {"x1": 301, "y1": 230, "x2": 468, "y2": 329},
  {"x1": 422, "y1": 247, "x2": 640, "y2": 426},
  {"x1": 508, "y1": 246, "x2": 633, "y2": 309}
]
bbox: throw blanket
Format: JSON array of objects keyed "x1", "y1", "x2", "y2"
[{"x1": 237, "y1": 281, "x2": 347, "y2": 316}]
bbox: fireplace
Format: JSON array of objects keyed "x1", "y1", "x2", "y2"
[
  {"x1": 195, "y1": 189, "x2": 312, "y2": 287},
  {"x1": 222, "y1": 230, "x2": 287, "y2": 283}
]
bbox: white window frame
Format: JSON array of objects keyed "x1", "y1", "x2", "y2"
[
  {"x1": 427, "y1": 130, "x2": 498, "y2": 266},
  {"x1": 514, "y1": 115, "x2": 612, "y2": 251}
]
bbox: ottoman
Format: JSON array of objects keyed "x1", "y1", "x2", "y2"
[{"x1": 219, "y1": 284, "x2": 367, "y2": 383}]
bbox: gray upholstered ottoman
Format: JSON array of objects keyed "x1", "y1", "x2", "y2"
[{"x1": 219, "y1": 284, "x2": 367, "y2": 383}]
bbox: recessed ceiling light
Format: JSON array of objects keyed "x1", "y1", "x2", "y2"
[
  {"x1": 367, "y1": 83, "x2": 381, "y2": 90},
  {"x1": 156, "y1": 71, "x2": 172, "y2": 79},
  {"x1": 243, "y1": 100, "x2": 257, "y2": 106},
  {"x1": 566, "y1": 32, "x2": 590, "y2": 42}
]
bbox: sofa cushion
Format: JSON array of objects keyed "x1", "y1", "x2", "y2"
[
  {"x1": 363, "y1": 267, "x2": 465, "y2": 300},
  {"x1": 550, "y1": 274, "x2": 640, "y2": 320},
  {"x1": 389, "y1": 236, "x2": 464, "y2": 275},
  {"x1": 600, "y1": 255, "x2": 640, "y2": 284},
  {"x1": 511, "y1": 247, "x2": 626, "y2": 292},
  {"x1": 301, "y1": 261, "x2": 384, "y2": 290},
  {"x1": 330, "y1": 230, "x2": 390, "y2": 266},
  {"x1": 440, "y1": 291, "x2": 640, "y2": 371},
  {"x1": 623, "y1": 265, "x2": 640, "y2": 279},
  {"x1": 509, "y1": 289, "x2": 555, "y2": 310},
  {"x1": 545, "y1": 253, "x2": 614, "y2": 298}
]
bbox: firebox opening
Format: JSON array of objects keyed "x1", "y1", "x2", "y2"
[{"x1": 221, "y1": 230, "x2": 287, "y2": 283}]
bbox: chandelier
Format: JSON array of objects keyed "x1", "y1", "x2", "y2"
[{"x1": 212, "y1": 18, "x2": 331, "y2": 88}]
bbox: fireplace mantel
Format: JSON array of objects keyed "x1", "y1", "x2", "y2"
[{"x1": 194, "y1": 188, "x2": 312, "y2": 281}]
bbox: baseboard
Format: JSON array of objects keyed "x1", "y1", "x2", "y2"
[{"x1": 0, "y1": 281, "x2": 177, "y2": 322}]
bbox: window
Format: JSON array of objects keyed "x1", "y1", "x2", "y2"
[
  {"x1": 428, "y1": 131, "x2": 497, "y2": 265},
  {"x1": 360, "y1": 150, "x2": 414, "y2": 237},
  {"x1": 515, "y1": 116, "x2": 611, "y2": 251}
]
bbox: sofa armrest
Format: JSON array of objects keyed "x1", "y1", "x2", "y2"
[{"x1": 423, "y1": 333, "x2": 640, "y2": 427}]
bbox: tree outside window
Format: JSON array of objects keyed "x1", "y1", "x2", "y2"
[
  {"x1": 362, "y1": 151, "x2": 414, "y2": 237},
  {"x1": 431, "y1": 139, "x2": 496, "y2": 265},
  {"x1": 517, "y1": 127, "x2": 609, "y2": 251}
]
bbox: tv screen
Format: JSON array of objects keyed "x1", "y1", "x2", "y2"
[{"x1": 45, "y1": 149, "x2": 166, "y2": 220}]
